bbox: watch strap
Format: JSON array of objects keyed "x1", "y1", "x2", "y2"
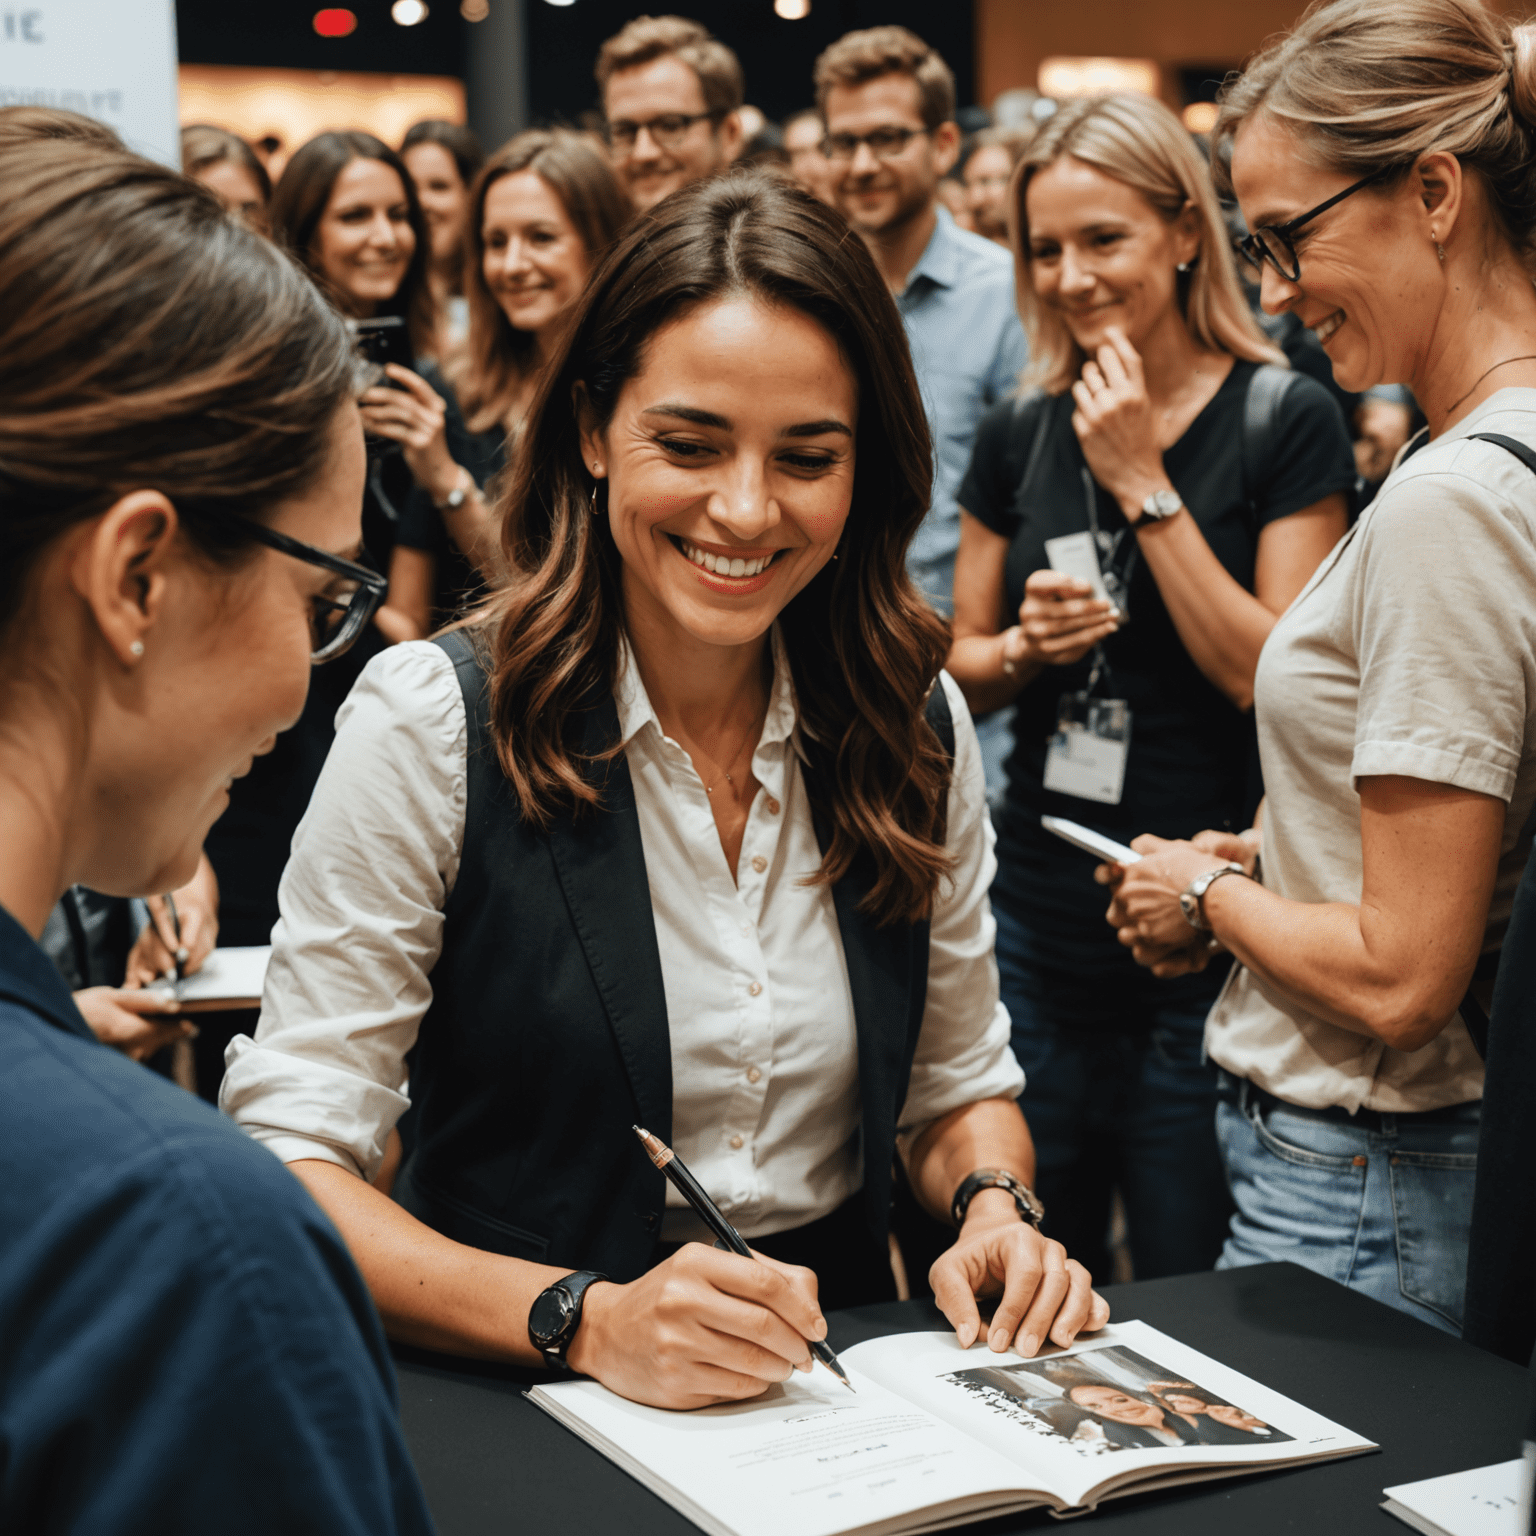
[
  {"x1": 951, "y1": 1168, "x2": 1045, "y2": 1229},
  {"x1": 529, "y1": 1269, "x2": 608, "y2": 1369}
]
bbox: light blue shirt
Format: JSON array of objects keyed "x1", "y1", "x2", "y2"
[{"x1": 897, "y1": 206, "x2": 1028, "y2": 610}]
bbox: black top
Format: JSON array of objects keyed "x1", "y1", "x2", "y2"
[
  {"x1": 959, "y1": 360, "x2": 1356, "y2": 982},
  {"x1": 396, "y1": 365, "x2": 506, "y2": 627},
  {"x1": 0, "y1": 904, "x2": 434, "y2": 1535}
]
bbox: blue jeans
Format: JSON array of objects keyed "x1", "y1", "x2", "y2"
[
  {"x1": 994, "y1": 902, "x2": 1232, "y2": 1282},
  {"x1": 1215, "y1": 1077, "x2": 1480, "y2": 1335}
]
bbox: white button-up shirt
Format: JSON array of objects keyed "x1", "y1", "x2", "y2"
[{"x1": 221, "y1": 634, "x2": 1022, "y2": 1241}]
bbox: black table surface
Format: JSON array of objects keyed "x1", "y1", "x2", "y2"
[{"x1": 394, "y1": 1262, "x2": 1529, "y2": 1534}]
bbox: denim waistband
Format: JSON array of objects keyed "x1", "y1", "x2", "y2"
[{"x1": 1215, "y1": 1071, "x2": 1480, "y2": 1132}]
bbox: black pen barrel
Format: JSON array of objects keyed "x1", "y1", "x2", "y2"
[{"x1": 660, "y1": 1157, "x2": 752, "y2": 1257}]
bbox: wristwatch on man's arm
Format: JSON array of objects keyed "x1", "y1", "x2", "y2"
[
  {"x1": 951, "y1": 1169, "x2": 1045, "y2": 1230},
  {"x1": 527, "y1": 1269, "x2": 608, "y2": 1371}
]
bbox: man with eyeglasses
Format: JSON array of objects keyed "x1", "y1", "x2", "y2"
[
  {"x1": 595, "y1": 14, "x2": 744, "y2": 215},
  {"x1": 814, "y1": 27, "x2": 1027, "y2": 617},
  {"x1": 815, "y1": 27, "x2": 1026, "y2": 809}
]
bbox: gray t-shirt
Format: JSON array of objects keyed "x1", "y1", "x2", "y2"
[{"x1": 1207, "y1": 389, "x2": 1536, "y2": 1112}]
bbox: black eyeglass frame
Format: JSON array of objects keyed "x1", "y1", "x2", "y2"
[
  {"x1": 1232, "y1": 169, "x2": 1388, "y2": 283},
  {"x1": 818, "y1": 125, "x2": 933, "y2": 163},
  {"x1": 233, "y1": 518, "x2": 387, "y2": 664},
  {"x1": 603, "y1": 110, "x2": 725, "y2": 153}
]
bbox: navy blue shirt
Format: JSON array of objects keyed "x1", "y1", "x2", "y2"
[{"x1": 0, "y1": 904, "x2": 435, "y2": 1535}]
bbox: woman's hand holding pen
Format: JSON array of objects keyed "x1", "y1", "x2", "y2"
[
  {"x1": 566, "y1": 1243, "x2": 826, "y2": 1411},
  {"x1": 125, "y1": 855, "x2": 219, "y2": 986},
  {"x1": 929, "y1": 1192, "x2": 1109, "y2": 1359}
]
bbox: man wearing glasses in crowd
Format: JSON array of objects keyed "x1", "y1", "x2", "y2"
[
  {"x1": 815, "y1": 27, "x2": 1027, "y2": 615},
  {"x1": 816, "y1": 27, "x2": 1026, "y2": 799},
  {"x1": 596, "y1": 14, "x2": 744, "y2": 215}
]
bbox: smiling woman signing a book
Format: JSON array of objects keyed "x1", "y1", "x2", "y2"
[{"x1": 222, "y1": 168, "x2": 1108, "y2": 1410}]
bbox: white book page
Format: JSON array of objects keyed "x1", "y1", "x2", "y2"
[
  {"x1": 842, "y1": 1321, "x2": 1376, "y2": 1512},
  {"x1": 531, "y1": 1364, "x2": 1049, "y2": 1536},
  {"x1": 1382, "y1": 1458, "x2": 1527, "y2": 1536},
  {"x1": 166, "y1": 945, "x2": 270, "y2": 1006}
]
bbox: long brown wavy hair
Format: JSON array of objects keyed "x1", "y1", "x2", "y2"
[
  {"x1": 487, "y1": 168, "x2": 952, "y2": 925},
  {"x1": 454, "y1": 128, "x2": 630, "y2": 434}
]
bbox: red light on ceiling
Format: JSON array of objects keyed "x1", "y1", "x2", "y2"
[{"x1": 313, "y1": 8, "x2": 357, "y2": 36}]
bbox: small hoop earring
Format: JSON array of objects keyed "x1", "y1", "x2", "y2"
[
  {"x1": 128, "y1": 640, "x2": 144, "y2": 658},
  {"x1": 590, "y1": 485, "x2": 599, "y2": 515},
  {"x1": 1435, "y1": 240, "x2": 1447, "y2": 263}
]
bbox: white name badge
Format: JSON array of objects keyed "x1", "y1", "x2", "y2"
[
  {"x1": 1043, "y1": 531, "x2": 1111, "y2": 603},
  {"x1": 1042, "y1": 694, "x2": 1131, "y2": 806}
]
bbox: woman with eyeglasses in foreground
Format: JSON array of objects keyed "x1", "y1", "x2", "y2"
[
  {"x1": 1105, "y1": 0, "x2": 1536, "y2": 1333},
  {"x1": 0, "y1": 141, "x2": 430, "y2": 1531}
]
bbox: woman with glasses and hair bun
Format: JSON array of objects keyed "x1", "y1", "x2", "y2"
[
  {"x1": 1107, "y1": 0, "x2": 1536, "y2": 1333},
  {"x1": 946, "y1": 91, "x2": 1355, "y2": 1288},
  {"x1": 0, "y1": 140, "x2": 427, "y2": 1531}
]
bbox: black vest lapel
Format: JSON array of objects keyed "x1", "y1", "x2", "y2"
[{"x1": 545, "y1": 699, "x2": 673, "y2": 1144}]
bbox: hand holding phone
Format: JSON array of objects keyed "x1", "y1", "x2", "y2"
[{"x1": 1041, "y1": 815, "x2": 1141, "y2": 865}]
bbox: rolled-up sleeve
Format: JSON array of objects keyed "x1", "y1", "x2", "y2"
[
  {"x1": 898, "y1": 673, "x2": 1024, "y2": 1133},
  {"x1": 219, "y1": 641, "x2": 467, "y2": 1180}
]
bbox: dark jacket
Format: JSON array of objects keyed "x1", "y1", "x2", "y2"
[{"x1": 396, "y1": 629, "x2": 951, "y2": 1281}]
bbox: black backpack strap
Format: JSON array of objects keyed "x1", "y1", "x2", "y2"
[
  {"x1": 1469, "y1": 431, "x2": 1536, "y2": 477},
  {"x1": 1239, "y1": 363, "x2": 1300, "y2": 517},
  {"x1": 1010, "y1": 388, "x2": 1055, "y2": 507},
  {"x1": 924, "y1": 676, "x2": 955, "y2": 763}
]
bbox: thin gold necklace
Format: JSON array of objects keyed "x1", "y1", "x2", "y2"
[
  {"x1": 1444, "y1": 354, "x2": 1536, "y2": 419},
  {"x1": 701, "y1": 709, "x2": 765, "y2": 797}
]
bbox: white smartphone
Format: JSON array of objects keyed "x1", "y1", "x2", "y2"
[{"x1": 1041, "y1": 814, "x2": 1141, "y2": 864}]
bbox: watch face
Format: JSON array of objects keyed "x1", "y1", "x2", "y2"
[{"x1": 528, "y1": 1285, "x2": 575, "y2": 1349}]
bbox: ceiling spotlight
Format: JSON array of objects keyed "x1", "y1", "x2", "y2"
[
  {"x1": 460, "y1": 0, "x2": 488, "y2": 17},
  {"x1": 774, "y1": 0, "x2": 810, "y2": 16},
  {"x1": 392, "y1": 0, "x2": 428, "y2": 21},
  {"x1": 312, "y1": 7, "x2": 357, "y2": 36}
]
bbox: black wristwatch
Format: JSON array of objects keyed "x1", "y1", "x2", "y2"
[
  {"x1": 527, "y1": 1270, "x2": 608, "y2": 1370},
  {"x1": 951, "y1": 1169, "x2": 1045, "y2": 1230}
]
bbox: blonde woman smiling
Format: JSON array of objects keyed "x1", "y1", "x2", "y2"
[{"x1": 947, "y1": 93, "x2": 1355, "y2": 1285}]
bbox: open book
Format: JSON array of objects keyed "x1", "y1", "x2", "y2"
[{"x1": 529, "y1": 1320, "x2": 1375, "y2": 1533}]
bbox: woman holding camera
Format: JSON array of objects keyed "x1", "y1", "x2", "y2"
[
  {"x1": 0, "y1": 136, "x2": 429, "y2": 1531},
  {"x1": 375, "y1": 128, "x2": 631, "y2": 640},
  {"x1": 1107, "y1": 0, "x2": 1536, "y2": 1335},
  {"x1": 946, "y1": 93, "x2": 1356, "y2": 1283},
  {"x1": 223, "y1": 170, "x2": 1109, "y2": 1410}
]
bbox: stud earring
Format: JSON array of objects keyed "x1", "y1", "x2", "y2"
[
  {"x1": 1177, "y1": 260, "x2": 1193, "y2": 273},
  {"x1": 129, "y1": 640, "x2": 144, "y2": 658}
]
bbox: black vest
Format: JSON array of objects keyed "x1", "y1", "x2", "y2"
[{"x1": 398, "y1": 630, "x2": 952, "y2": 1282}]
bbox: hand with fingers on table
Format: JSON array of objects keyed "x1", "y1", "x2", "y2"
[{"x1": 564, "y1": 1242, "x2": 826, "y2": 1411}]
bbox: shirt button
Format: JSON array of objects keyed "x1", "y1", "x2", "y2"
[
  {"x1": 729, "y1": 1134, "x2": 744, "y2": 1150},
  {"x1": 765, "y1": 796, "x2": 780, "y2": 815},
  {"x1": 751, "y1": 854, "x2": 767, "y2": 873},
  {"x1": 747, "y1": 1066, "x2": 761, "y2": 1083},
  {"x1": 748, "y1": 980, "x2": 763, "y2": 997}
]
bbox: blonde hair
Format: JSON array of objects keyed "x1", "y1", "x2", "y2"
[
  {"x1": 1213, "y1": 0, "x2": 1536, "y2": 270},
  {"x1": 1011, "y1": 93, "x2": 1281, "y2": 396}
]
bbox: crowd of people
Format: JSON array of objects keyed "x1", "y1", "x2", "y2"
[{"x1": 3, "y1": 0, "x2": 1536, "y2": 1526}]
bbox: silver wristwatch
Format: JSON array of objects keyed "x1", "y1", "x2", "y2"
[
  {"x1": 1140, "y1": 488, "x2": 1184, "y2": 522},
  {"x1": 434, "y1": 468, "x2": 471, "y2": 513},
  {"x1": 1179, "y1": 863, "x2": 1250, "y2": 931}
]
